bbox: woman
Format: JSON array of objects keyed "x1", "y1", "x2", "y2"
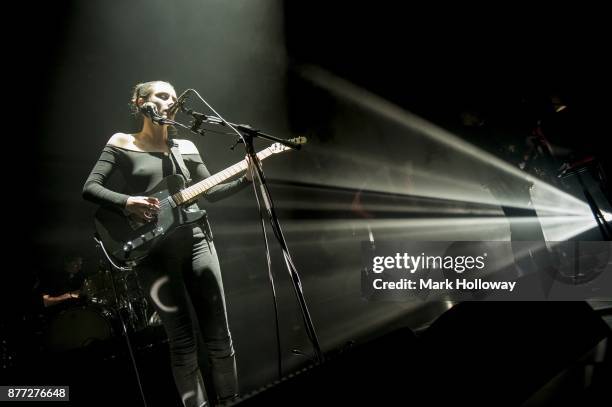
[{"x1": 83, "y1": 80, "x2": 252, "y2": 406}]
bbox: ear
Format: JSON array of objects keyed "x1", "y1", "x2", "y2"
[{"x1": 137, "y1": 97, "x2": 145, "y2": 108}]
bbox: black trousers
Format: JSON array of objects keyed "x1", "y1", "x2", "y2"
[{"x1": 136, "y1": 228, "x2": 238, "y2": 407}]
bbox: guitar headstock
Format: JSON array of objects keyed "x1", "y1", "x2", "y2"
[{"x1": 270, "y1": 136, "x2": 308, "y2": 154}]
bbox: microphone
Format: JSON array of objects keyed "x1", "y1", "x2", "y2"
[
  {"x1": 168, "y1": 91, "x2": 189, "y2": 116},
  {"x1": 140, "y1": 102, "x2": 164, "y2": 123}
]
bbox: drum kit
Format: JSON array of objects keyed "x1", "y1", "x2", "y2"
[{"x1": 40, "y1": 265, "x2": 163, "y2": 354}]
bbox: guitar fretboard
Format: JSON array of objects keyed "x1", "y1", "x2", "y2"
[{"x1": 172, "y1": 147, "x2": 274, "y2": 205}]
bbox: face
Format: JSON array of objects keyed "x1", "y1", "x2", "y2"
[{"x1": 140, "y1": 82, "x2": 178, "y2": 119}]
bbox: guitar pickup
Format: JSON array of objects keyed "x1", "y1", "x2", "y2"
[
  {"x1": 168, "y1": 196, "x2": 177, "y2": 208},
  {"x1": 122, "y1": 227, "x2": 165, "y2": 252}
]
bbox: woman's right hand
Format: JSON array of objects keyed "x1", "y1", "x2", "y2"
[{"x1": 125, "y1": 196, "x2": 160, "y2": 222}]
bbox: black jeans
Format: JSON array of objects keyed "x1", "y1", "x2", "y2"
[{"x1": 136, "y1": 228, "x2": 237, "y2": 406}]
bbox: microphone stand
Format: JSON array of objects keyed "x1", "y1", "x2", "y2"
[
  {"x1": 157, "y1": 112, "x2": 324, "y2": 365},
  {"x1": 558, "y1": 160, "x2": 612, "y2": 240}
]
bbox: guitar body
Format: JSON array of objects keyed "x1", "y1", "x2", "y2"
[{"x1": 94, "y1": 174, "x2": 205, "y2": 265}]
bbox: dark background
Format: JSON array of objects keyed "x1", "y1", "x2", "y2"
[
  {"x1": 4, "y1": 1, "x2": 611, "y2": 405},
  {"x1": 18, "y1": 2, "x2": 610, "y2": 268}
]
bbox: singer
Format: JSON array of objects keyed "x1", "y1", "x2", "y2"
[{"x1": 83, "y1": 80, "x2": 254, "y2": 406}]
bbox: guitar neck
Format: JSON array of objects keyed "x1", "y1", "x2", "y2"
[{"x1": 172, "y1": 148, "x2": 274, "y2": 205}]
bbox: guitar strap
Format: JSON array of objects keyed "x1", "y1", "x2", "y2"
[
  {"x1": 167, "y1": 139, "x2": 214, "y2": 241},
  {"x1": 168, "y1": 139, "x2": 192, "y2": 184}
]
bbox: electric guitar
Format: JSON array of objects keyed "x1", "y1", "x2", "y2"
[{"x1": 94, "y1": 137, "x2": 306, "y2": 265}]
